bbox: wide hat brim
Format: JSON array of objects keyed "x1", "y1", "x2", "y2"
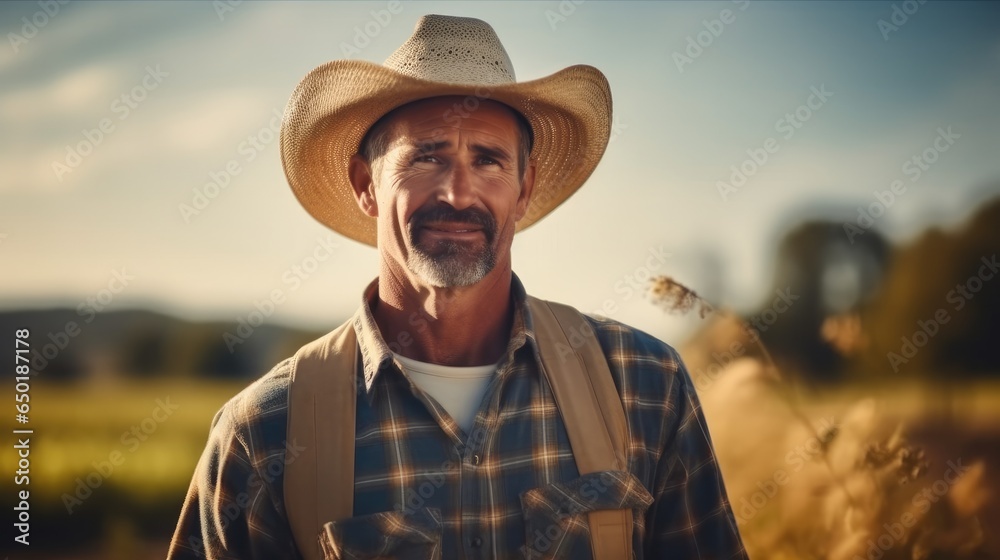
[{"x1": 280, "y1": 60, "x2": 612, "y2": 247}]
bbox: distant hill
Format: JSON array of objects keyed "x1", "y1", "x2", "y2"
[{"x1": 1, "y1": 308, "x2": 329, "y2": 381}]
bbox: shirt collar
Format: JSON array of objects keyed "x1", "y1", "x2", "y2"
[{"x1": 352, "y1": 273, "x2": 543, "y2": 398}]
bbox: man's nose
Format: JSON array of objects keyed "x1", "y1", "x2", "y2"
[{"x1": 436, "y1": 162, "x2": 477, "y2": 210}]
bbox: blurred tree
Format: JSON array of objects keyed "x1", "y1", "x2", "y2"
[
  {"x1": 858, "y1": 195, "x2": 1000, "y2": 378},
  {"x1": 755, "y1": 221, "x2": 891, "y2": 382}
]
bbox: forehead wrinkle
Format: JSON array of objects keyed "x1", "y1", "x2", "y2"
[
  {"x1": 404, "y1": 118, "x2": 515, "y2": 142},
  {"x1": 377, "y1": 101, "x2": 523, "y2": 163},
  {"x1": 401, "y1": 128, "x2": 516, "y2": 157}
]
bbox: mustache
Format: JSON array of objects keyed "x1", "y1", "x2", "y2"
[{"x1": 409, "y1": 205, "x2": 497, "y2": 239}]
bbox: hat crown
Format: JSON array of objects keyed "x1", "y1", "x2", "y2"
[{"x1": 384, "y1": 15, "x2": 516, "y2": 85}]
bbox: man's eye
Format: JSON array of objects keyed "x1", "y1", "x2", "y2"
[
  {"x1": 414, "y1": 155, "x2": 440, "y2": 164},
  {"x1": 477, "y1": 156, "x2": 499, "y2": 166}
]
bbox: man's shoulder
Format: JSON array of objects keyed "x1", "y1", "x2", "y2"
[
  {"x1": 212, "y1": 318, "x2": 359, "y2": 433},
  {"x1": 210, "y1": 357, "x2": 294, "y2": 440},
  {"x1": 536, "y1": 300, "x2": 693, "y2": 414},
  {"x1": 557, "y1": 306, "x2": 691, "y2": 403},
  {"x1": 574, "y1": 310, "x2": 684, "y2": 371},
  {"x1": 529, "y1": 295, "x2": 680, "y2": 359},
  {"x1": 529, "y1": 295, "x2": 687, "y2": 392}
]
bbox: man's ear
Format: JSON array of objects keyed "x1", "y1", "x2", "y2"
[
  {"x1": 348, "y1": 154, "x2": 378, "y2": 217},
  {"x1": 514, "y1": 159, "x2": 536, "y2": 222}
]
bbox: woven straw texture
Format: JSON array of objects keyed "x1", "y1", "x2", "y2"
[{"x1": 280, "y1": 15, "x2": 612, "y2": 246}]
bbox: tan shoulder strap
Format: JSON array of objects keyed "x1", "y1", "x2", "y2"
[
  {"x1": 527, "y1": 296, "x2": 633, "y2": 560},
  {"x1": 285, "y1": 318, "x2": 358, "y2": 560}
]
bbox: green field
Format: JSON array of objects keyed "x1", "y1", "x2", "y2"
[
  {"x1": 3, "y1": 379, "x2": 247, "y2": 558},
  {"x1": 13, "y1": 379, "x2": 246, "y2": 498}
]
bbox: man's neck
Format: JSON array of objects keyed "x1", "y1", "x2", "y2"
[{"x1": 372, "y1": 265, "x2": 514, "y2": 367}]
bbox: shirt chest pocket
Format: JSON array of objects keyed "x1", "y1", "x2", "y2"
[
  {"x1": 519, "y1": 470, "x2": 653, "y2": 560},
  {"x1": 320, "y1": 508, "x2": 443, "y2": 560}
]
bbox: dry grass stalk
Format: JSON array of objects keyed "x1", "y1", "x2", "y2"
[{"x1": 647, "y1": 274, "x2": 991, "y2": 559}]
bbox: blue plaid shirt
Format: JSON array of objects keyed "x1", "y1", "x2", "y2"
[{"x1": 168, "y1": 275, "x2": 747, "y2": 559}]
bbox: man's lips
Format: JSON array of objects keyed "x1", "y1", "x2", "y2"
[{"x1": 420, "y1": 221, "x2": 485, "y2": 234}]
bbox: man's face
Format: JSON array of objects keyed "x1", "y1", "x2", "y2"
[{"x1": 350, "y1": 96, "x2": 534, "y2": 288}]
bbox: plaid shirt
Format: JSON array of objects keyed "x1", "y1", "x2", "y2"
[{"x1": 168, "y1": 275, "x2": 747, "y2": 559}]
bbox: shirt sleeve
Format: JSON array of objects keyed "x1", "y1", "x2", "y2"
[
  {"x1": 167, "y1": 398, "x2": 300, "y2": 560},
  {"x1": 644, "y1": 357, "x2": 749, "y2": 559}
]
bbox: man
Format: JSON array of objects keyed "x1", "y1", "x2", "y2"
[{"x1": 169, "y1": 14, "x2": 746, "y2": 560}]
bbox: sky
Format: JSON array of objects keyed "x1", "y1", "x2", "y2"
[{"x1": 1, "y1": 0, "x2": 999, "y2": 343}]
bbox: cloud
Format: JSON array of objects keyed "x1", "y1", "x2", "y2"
[
  {"x1": 0, "y1": 62, "x2": 119, "y2": 124},
  {"x1": 0, "y1": 3, "x2": 119, "y2": 74},
  {"x1": 0, "y1": 149, "x2": 66, "y2": 193},
  {"x1": 158, "y1": 90, "x2": 275, "y2": 154},
  {"x1": 0, "y1": 87, "x2": 273, "y2": 193}
]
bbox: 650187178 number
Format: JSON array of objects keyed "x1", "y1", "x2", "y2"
[{"x1": 15, "y1": 329, "x2": 31, "y2": 424}]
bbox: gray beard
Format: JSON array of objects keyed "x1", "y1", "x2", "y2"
[{"x1": 409, "y1": 239, "x2": 497, "y2": 288}]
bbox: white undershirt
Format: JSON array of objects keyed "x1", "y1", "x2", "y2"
[{"x1": 393, "y1": 352, "x2": 496, "y2": 434}]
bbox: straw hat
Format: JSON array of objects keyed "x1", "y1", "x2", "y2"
[{"x1": 280, "y1": 14, "x2": 612, "y2": 246}]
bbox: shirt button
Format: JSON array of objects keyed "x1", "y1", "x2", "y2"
[
  {"x1": 472, "y1": 454, "x2": 481, "y2": 465},
  {"x1": 472, "y1": 536, "x2": 483, "y2": 547}
]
